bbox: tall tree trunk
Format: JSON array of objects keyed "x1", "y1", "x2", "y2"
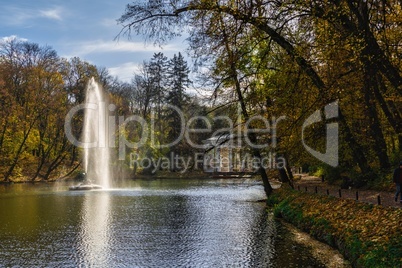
[
  {"x1": 373, "y1": 75, "x2": 402, "y2": 148},
  {"x1": 219, "y1": 16, "x2": 273, "y2": 196},
  {"x1": 321, "y1": 0, "x2": 402, "y2": 96},
  {"x1": 219, "y1": 5, "x2": 373, "y2": 185},
  {"x1": 171, "y1": 2, "x2": 374, "y2": 182},
  {"x1": 362, "y1": 65, "x2": 390, "y2": 170},
  {"x1": 230, "y1": 58, "x2": 273, "y2": 196},
  {"x1": 338, "y1": 108, "x2": 373, "y2": 176}
]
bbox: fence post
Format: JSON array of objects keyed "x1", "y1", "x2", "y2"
[
  {"x1": 356, "y1": 191, "x2": 359, "y2": 200},
  {"x1": 377, "y1": 195, "x2": 381, "y2": 205},
  {"x1": 305, "y1": 186, "x2": 308, "y2": 192},
  {"x1": 315, "y1": 186, "x2": 318, "y2": 194},
  {"x1": 339, "y1": 189, "x2": 342, "y2": 197},
  {"x1": 326, "y1": 189, "x2": 329, "y2": 195}
]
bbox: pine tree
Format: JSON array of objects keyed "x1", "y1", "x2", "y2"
[
  {"x1": 166, "y1": 53, "x2": 191, "y2": 110},
  {"x1": 165, "y1": 53, "x2": 191, "y2": 165},
  {"x1": 148, "y1": 52, "x2": 168, "y2": 113}
]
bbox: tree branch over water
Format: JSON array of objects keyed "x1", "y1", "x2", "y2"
[
  {"x1": 117, "y1": 0, "x2": 402, "y2": 185},
  {"x1": 118, "y1": 1, "x2": 326, "y2": 91}
]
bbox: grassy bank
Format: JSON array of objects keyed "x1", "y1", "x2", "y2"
[{"x1": 268, "y1": 186, "x2": 402, "y2": 267}]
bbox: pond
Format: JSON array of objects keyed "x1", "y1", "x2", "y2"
[{"x1": 0, "y1": 178, "x2": 327, "y2": 267}]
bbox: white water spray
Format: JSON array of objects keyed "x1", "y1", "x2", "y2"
[{"x1": 82, "y1": 78, "x2": 110, "y2": 188}]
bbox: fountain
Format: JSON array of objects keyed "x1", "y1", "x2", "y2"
[{"x1": 69, "y1": 78, "x2": 111, "y2": 190}]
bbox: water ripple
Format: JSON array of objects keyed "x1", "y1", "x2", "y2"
[{"x1": 0, "y1": 179, "x2": 324, "y2": 267}]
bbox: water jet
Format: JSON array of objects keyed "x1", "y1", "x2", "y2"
[{"x1": 69, "y1": 78, "x2": 111, "y2": 191}]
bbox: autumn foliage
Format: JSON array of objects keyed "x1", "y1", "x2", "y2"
[{"x1": 270, "y1": 186, "x2": 402, "y2": 267}]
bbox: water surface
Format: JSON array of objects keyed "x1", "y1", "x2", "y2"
[{"x1": 0, "y1": 179, "x2": 324, "y2": 267}]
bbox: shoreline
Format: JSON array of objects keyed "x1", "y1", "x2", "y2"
[
  {"x1": 268, "y1": 185, "x2": 402, "y2": 267},
  {"x1": 280, "y1": 219, "x2": 351, "y2": 268}
]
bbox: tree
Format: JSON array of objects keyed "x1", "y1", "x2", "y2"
[
  {"x1": 0, "y1": 37, "x2": 118, "y2": 182},
  {"x1": 0, "y1": 38, "x2": 72, "y2": 181},
  {"x1": 118, "y1": 0, "x2": 402, "y2": 188},
  {"x1": 165, "y1": 52, "x2": 191, "y2": 160}
]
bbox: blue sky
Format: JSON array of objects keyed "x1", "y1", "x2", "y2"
[{"x1": 0, "y1": 0, "x2": 187, "y2": 82}]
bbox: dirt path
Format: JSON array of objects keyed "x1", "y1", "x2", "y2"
[{"x1": 292, "y1": 174, "x2": 401, "y2": 209}]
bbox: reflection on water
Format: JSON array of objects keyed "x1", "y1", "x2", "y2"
[
  {"x1": 0, "y1": 179, "x2": 325, "y2": 267},
  {"x1": 78, "y1": 191, "x2": 111, "y2": 266}
]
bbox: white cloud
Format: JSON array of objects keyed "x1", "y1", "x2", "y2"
[
  {"x1": 39, "y1": 7, "x2": 64, "y2": 21},
  {"x1": 66, "y1": 39, "x2": 180, "y2": 58},
  {"x1": 1, "y1": 5, "x2": 64, "y2": 26},
  {"x1": 108, "y1": 62, "x2": 141, "y2": 82}
]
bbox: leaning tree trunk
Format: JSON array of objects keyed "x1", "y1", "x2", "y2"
[
  {"x1": 220, "y1": 18, "x2": 273, "y2": 196},
  {"x1": 278, "y1": 154, "x2": 294, "y2": 188}
]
